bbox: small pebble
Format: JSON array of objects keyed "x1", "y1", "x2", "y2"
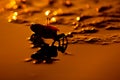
[
  {"x1": 101, "y1": 42, "x2": 110, "y2": 45},
  {"x1": 48, "y1": 0, "x2": 56, "y2": 5},
  {"x1": 112, "y1": 40, "x2": 120, "y2": 43},
  {"x1": 79, "y1": 15, "x2": 93, "y2": 21},
  {"x1": 96, "y1": 5, "x2": 112, "y2": 12},
  {"x1": 63, "y1": 0, "x2": 73, "y2": 7},
  {"x1": 66, "y1": 32, "x2": 73, "y2": 37},
  {"x1": 84, "y1": 37, "x2": 100, "y2": 43},
  {"x1": 80, "y1": 27, "x2": 98, "y2": 34},
  {"x1": 105, "y1": 25, "x2": 120, "y2": 30},
  {"x1": 8, "y1": 18, "x2": 29, "y2": 24}
]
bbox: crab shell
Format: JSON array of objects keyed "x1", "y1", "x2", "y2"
[{"x1": 30, "y1": 23, "x2": 59, "y2": 39}]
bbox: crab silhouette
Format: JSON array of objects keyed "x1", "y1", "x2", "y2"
[{"x1": 25, "y1": 23, "x2": 68, "y2": 64}]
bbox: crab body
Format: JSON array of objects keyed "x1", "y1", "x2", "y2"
[{"x1": 30, "y1": 23, "x2": 59, "y2": 39}]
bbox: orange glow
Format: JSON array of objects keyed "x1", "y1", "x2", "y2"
[
  {"x1": 50, "y1": 17, "x2": 57, "y2": 23},
  {"x1": 6, "y1": 0, "x2": 17, "y2": 9},
  {"x1": 65, "y1": 0, "x2": 71, "y2": 4},
  {"x1": 52, "y1": 8, "x2": 63, "y2": 16},
  {"x1": 9, "y1": 0, "x2": 16, "y2": 6},
  {"x1": 8, "y1": 12, "x2": 18, "y2": 22},
  {"x1": 45, "y1": 10, "x2": 51, "y2": 16},
  {"x1": 76, "y1": 16, "x2": 80, "y2": 21}
]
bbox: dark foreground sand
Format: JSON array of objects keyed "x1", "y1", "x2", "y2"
[{"x1": 0, "y1": 0, "x2": 120, "y2": 80}]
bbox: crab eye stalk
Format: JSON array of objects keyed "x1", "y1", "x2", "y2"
[{"x1": 45, "y1": 10, "x2": 51, "y2": 25}]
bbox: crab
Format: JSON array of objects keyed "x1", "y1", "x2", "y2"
[
  {"x1": 25, "y1": 23, "x2": 68, "y2": 64},
  {"x1": 29, "y1": 23, "x2": 68, "y2": 52}
]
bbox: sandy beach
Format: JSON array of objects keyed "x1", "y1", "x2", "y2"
[{"x1": 0, "y1": 0, "x2": 120, "y2": 80}]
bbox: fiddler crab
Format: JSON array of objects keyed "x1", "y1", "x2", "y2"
[{"x1": 25, "y1": 23, "x2": 68, "y2": 64}]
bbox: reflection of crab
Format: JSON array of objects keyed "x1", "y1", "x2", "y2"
[
  {"x1": 26, "y1": 23, "x2": 68, "y2": 64},
  {"x1": 27, "y1": 43, "x2": 58, "y2": 64}
]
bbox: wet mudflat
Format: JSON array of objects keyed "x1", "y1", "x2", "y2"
[{"x1": 0, "y1": 0, "x2": 120, "y2": 80}]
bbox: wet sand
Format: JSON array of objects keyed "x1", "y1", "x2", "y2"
[{"x1": 0, "y1": 0, "x2": 120, "y2": 80}]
